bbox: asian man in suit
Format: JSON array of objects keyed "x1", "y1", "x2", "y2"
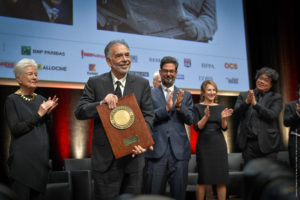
[
  {"x1": 74, "y1": 40, "x2": 154, "y2": 200},
  {"x1": 234, "y1": 67, "x2": 283, "y2": 163},
  {"x1": 144, "y1": 56, "x2": 194, "y2": 200}
]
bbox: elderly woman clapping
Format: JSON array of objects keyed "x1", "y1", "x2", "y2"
[{"x1": 4, "y1": 58, "x2": 58, "y2": 200}]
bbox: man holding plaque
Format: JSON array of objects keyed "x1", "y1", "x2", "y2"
[
  {"x1": 144, "y1": 56, "x2": 194, "y2": 200},
  {"x1": 74, "y1": 40, "x2": 154, "y2": 200}
]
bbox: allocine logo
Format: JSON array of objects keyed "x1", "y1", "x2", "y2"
[
  {"x1": 184, "y1": 58, "x2": 191, "y2": 68},
  {"x1": 87, "y1": 64, "x2": 98, "y2": 75},
  {"x1": 224, "y1": 62, "x2": 238, "y2": 69},
  {"x1": 21, "y1": 46, "x2": 31, "y2": 55},
  {"x1": 226, "y1": 77, "x2": 239, "y2": 84},
  {"x1": 38, "y1": 64, "x2": 67, "y2": 71}
]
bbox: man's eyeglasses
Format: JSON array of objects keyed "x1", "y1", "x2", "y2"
[{"x1": 161, "y1": 69, "x2": 176, "y2": 74}]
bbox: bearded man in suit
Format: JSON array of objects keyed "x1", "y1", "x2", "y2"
[
  {"x1": 144, "y1": 56, "x2": 194, "y2": 200},
  {"x1": 74, "y1": 40, "x2": 154, "y2": 200}
]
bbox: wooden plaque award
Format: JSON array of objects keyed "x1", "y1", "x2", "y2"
[{"x1": 96, "y1": 93, "x2": 154, "y2": 159}]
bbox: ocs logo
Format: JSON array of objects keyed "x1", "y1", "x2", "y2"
[{"x1": 224, "y1": 63, "x2": 238, "y2": 69}]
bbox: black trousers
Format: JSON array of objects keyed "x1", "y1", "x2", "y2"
[
  {"x1": 242, "y1": 139, "x2": 278, "y2": 164},
  {"x1": 144, "y1": 142, "x2": 189, "y2": 200},
  {"x1": 11, "y1": 179, "x2": 44, "y2": 200},
  {"x1": 93, "y1": 156, "x2": 144, "y2": 200}
]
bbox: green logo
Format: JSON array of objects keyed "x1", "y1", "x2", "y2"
[{"x1": 21, "y1": 46, "x2": 31, "y2": 55}]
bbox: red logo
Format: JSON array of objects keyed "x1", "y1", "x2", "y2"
[
  {"x1": 0, "y1": 62, "x2": 14, "y2": 68},
  {"x1": 81, "y1": 50, "x2": 105, "y2": 59}
]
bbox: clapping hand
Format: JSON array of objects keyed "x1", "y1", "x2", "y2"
[
  {"x1": 38, "y1": 95, "x2": 59, "y2": 116},
  {"x1": 46, "y1": 95, "x2": 59, "y2": 114},
  {"x1": 166, "y1": 91, "x2": 174, "y2": 111},
  {"x1": 246, "y1": 89, "x2": 257, "y2": 105},
  {"x1": 204, "y1": 105, "x2": 210, "y2": 118},
  {"x1": 221, "y1": 108, "x2": 233, "y2": 119},
  {"x1": 174, "y1": 89, "x2": 184, "y2": 109}
]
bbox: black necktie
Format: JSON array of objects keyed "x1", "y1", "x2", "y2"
[
  {"x1": 257, "y1": 93, "x2": 263, "y2": 104},
  {"x1": 115, "y1": 81, "x2": 122, "y2": 98}
]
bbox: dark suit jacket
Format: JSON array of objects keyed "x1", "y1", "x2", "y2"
[
  {"x1": 284, "y1": 100, "x2": 300, "y2": 133},
  {"x1": 145, "y1": 85, "x2": 193, "y2": 160},
  {"x1": 74, "y1": 72, "x2": 154, "y2": 172},
  {"x1": 234, "y1": 89, "x2": 282, "y2": 154}
]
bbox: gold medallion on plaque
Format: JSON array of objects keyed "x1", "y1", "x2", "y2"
[{"x1": 110, "y1": 106, "x2": 135, "y2": 129}]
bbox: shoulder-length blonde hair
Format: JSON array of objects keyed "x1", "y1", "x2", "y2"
[{"x1": 200, "y1": 80, "x2": 218, "y2": 103}]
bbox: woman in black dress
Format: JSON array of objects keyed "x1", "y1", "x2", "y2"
[
  {"x1": 193, "y1": 80, "x2": 233, "y2": 200},
  {"x1": 4, "y1": 58, "x2": 58, "y2": 200}
]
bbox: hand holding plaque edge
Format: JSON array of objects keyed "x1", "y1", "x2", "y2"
[
  {"x1": 100, "y1": 93, "x2": 119, "y2": 109},
  {"x1": 131, "y1": 145, "x2": 154, "y2": 158}
]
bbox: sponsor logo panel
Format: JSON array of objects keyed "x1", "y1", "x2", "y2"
[
  {"x1": 131, "y1": 55, "x2": 138, "y2": 63},
  {"x1": 0, "y1": 61, "x2": 14, "y2": 68},
  {"x1": 81, "y1": 50, "x2": 105, "y2": 59},
  {"x1": 149, "y1": 57, "x2": 161, "y2": 63},
  {"x1": 224, "y1": 62, "x2": 238, "y2": 69},
  {"x1": 21, "y1": 46, "x2": 31, "y2": 55},
  {"x1": 201, "y1": 63, "x2": 215, "y2": 69},
  {"x1": 38, "y1": 64, "x2": 67, "y2": 71},
  {"x1": 198, "y1": 76, "x2": 213, "y2": 81},
  {"x1": 129, "y1": 71, "x2": 149, "y2": 77},
  {"x1": 176, "y1": 74, "x2": 184, "y2": 80},
  {"x1": 87, "y1": 64, "x2": 98, "y2": 75},
  {"x1": 184, "y1": 58, "x2": 191, "y2": 68},
  {"x1": 226, "y1": 77, "x2": 239, "y2": 84},
  {"x1": 21, "y1": 46, "x2": 65, "y2": 56}
]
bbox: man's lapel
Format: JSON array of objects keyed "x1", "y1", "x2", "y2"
[
  {"x1": 123, "y1": 73, "x2": 135, "y2": 96},
  {"x1": 157, "y1": 85, "x2": 167, "y2": 104},
  {"x1": 103, "y1": 72, "x2": 114, "y2": 95}
]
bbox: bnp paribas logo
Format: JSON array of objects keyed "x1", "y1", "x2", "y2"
[{"x1": 21, "y1": 46, "x2": 31, "y2": 55}]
